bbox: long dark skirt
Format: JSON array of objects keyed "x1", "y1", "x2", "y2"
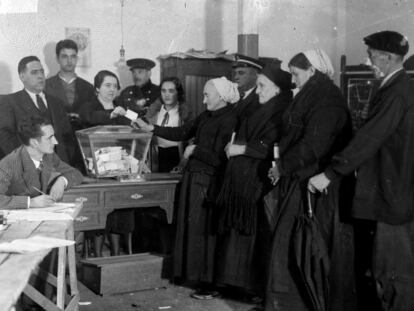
[
  {"x1": 106, "y1": 209, "x2": 135, "y2": 234},
  {"x1": 173, "y1": 170, "x2": 217, "y2": 283},
  {"x1": 215, "y1": 202, "x2": 271, "y2": 293},
  {"x1": 266, "y1": 177, "x2": 356, "y2": 311}
]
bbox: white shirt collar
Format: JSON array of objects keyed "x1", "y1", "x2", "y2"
[
  {"x1": 160, "y1": 104, "x2": 179, "y2": 114},
  {"x1": 58, "y1": 72, "x2": 77, "y2": 84},
  {"x1": 24, "y1": 89, "x2": 47, "y2": 108},
  {"x1": 243, "y1": 87, "x2": 255, "y2": 99}
]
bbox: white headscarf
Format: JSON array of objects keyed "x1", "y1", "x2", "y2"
[
  {"x1": 303, "y1": 49, "x2": 334, "y2": 79},
  {"x1": 210, "y1": 76, "x2": 240, "y2": 104}
]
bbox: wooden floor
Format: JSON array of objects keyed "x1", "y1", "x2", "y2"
[{"x1": 77, "y1": 282, "x2": 257, "y2": 311}]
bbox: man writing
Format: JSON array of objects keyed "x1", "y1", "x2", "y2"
[{"x1": 0, "y1": 116, "x2": 83, "y2": 209}]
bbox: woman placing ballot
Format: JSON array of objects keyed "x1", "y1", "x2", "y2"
[
  {"x1": 132, "y1": 77, "x2": 238, "y2": 300},
  {"x1": 79, "y1": 70, "x2": 134, "y2": 257}
]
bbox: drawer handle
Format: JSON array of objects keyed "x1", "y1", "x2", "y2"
[
  {"x1": 76, "y1": 197, "x2": 88, "y2": 203},
  {"x1": 130, "y1": 193, "x2": 143, "y2": 200},
  {"x1": 75, "y1": 216, "x2": 88, "y2": 222}
]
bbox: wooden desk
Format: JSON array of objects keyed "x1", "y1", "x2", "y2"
[
  {"x1": 0, "y1": 204, "x2": 82, "y2": 311},
  {"x1": 62, "y1": 173, "x2": 181, "y2": 231}
]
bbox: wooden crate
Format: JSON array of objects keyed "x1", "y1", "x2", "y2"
[{"x1": 80, "y1": 253, "x2": 171, "y2": 295}]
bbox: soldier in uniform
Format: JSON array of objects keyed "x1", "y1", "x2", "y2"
[{"x1": 118, "y1": 58, "x2": 160, "y2": 116}]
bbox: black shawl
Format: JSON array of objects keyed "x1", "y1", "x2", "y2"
[{"x1": 217, "y1": 91, "x2": 292, "y2": 235}]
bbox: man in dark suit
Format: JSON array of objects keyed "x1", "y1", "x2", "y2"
[
  {"x1": 0, "y1": 115, "x2": 83, "y2": 209},
  {"x1": 118, "y1": 58, "x2": 160, "y2": 114},
  {"x1": 231, "y1": 54, "x2": 264, "y2": 124},
  {"x1": 45, "y1": 39, "x2": 95, "y2": 129},
  {"x1": 309, "y1": 31, "x2": 414, "y2": 311},
  {"x1": 0, "y1": 56, "x2": 76, "y2": 163}
]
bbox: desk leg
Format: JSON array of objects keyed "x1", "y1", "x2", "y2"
[
  {"x1": 159, "y1": 203, "x2": 173, "y2": 224},
  {"x1": 57, "y1": 246, "x2": 66, "y2": 309},
  {"x1": 67, "y1": 224, "x2": 79, "y2": 311}
]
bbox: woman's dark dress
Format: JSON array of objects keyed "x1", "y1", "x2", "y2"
[
  {"x1": 215, "y1": 92, "x2": 292, "y2": 293},
  {"x1": 153, "y1": 105, "x2": 237, "y2": 283},
  {"x1": 266, "y1": 71, "x2": 356, "y2": 311}
]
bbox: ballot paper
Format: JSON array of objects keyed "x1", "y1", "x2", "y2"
[
  {"x1": 0, "y1": 235, "x2": 74, "y2": 253},
  {"x1": 125, "y1": 109, "x2": 138, "y2": 121}
]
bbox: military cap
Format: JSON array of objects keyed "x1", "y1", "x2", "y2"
[
  {"x1": 126, "y1": 58, "x2": 156, "y2": 70},
  {"x1": 261, "y1": 64, "x2": 295, "y2": 92},
  {"x1": 232, "y1": 54, "x2": 264, "y2": 70},
  {"x1": 364, "y1": 30, "x2": 409, "y2": 56}
]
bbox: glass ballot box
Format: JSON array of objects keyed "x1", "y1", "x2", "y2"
[{"x1": 75, "y1": 126, "x2": 152, "y2": 180}]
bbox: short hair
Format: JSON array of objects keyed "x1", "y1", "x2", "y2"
[
  {"x1": 18, "y1": 56, "x2": 40, "y2": 74},
  {"x1": 17, "y1": 116, "x2": 52, "y2": 146},
  {"x1": 160, "y1": 77, "x2": 185, "y2": 103},
  {"x1": 94, "y1": 70, "x2": 121, "y2": 90},
  {"x1": 288, "y1": 53, "x2": 313, "y2": 70},
  {"x1": 56, "y1": 39, "x2": 78, "y2": 56}
]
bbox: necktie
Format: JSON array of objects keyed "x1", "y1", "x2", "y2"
[
  {"x1": 36, "y1": 94, "x2": 48, "y2": 114},
  {"x1": 161, "y1": 111, "x2": 169, "y2": 126},
  {"x1": 239, "y1": 91, "x2": 245, "y2": 100},
  {"x1": 37, "y1": 160, "x2": 44, "y2": 188}
]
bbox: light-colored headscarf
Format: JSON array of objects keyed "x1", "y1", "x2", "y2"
[
  {"x1": 303, "y1": 49, "x2": 334, "y2": 79},
  {"x1": 210, "y1": 76, "x2": 240, "y2": 104}
]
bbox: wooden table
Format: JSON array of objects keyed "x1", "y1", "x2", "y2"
[
  {"x1": 62, "y1": 173, "x2": 181, "y2": 231},
  {"x1": 0, "y1": 204, "x2": 82, "y2": 311}
]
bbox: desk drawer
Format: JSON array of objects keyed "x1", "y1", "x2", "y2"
[
  {"x1": 62, "y1": 191, "x2": 100, "y2": 208},
  {"x1": 104, "y1": 188, "x2": 169, "y2": 207},
  {"x1": 74, "y1": 210, "x2": 103, "y2": 230}
]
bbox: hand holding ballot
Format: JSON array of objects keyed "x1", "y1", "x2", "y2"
[{"x1": 131, "y1": 118, "x2": 154, "y2": 132}]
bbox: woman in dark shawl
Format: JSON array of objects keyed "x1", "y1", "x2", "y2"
[
  {"x1": 266, "y1": 49, "x2": 356, "y2": 311},
  {"x1": 215, "y1": 65, "x2": 293, "y2": 300},
  {"x1": 133, "y1": 77, "x2": 239, "y2": 299}
]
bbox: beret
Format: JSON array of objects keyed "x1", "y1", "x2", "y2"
[
  {"x1": 232, "y1": 54, "x2": 264, "y2": 70},
  {"x1": 126, "y1": 58, "x2": 156, "y2": 70},
  {"x1": 364, "y1": 31, "x2": 409, "y2": 56}
]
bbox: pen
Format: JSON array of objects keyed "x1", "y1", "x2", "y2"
[{"x1": 32, "y1": 186, "x2": 47, "y2": 196}]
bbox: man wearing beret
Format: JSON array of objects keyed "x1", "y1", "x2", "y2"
[
  {"x1": 309, "y1": 30, "x2": 414, "y2": 311},
  {"x1": 231, "y1": 54, "x2": 264, "y2": 127},
  {"x1": 118, "y1": 58, "x2": 160, "y2": 115}
]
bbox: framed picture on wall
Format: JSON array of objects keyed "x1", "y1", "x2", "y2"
[{"x1": 65, "y1": 27, "x2": 91, "y2": 67}]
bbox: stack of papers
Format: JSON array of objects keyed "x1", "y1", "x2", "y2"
[
  {"x1": 4, "y1": 203, "x2": 77, "y2": 222},
  {"x1": 0, "y1": 236, "x2": 74, "y2": 253}
]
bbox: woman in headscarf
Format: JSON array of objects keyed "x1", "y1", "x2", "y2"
[
  {"x1": 214, "y1": 65, "x2": 293, "y2": 301},
  {"x1": 132, "y1": 76, "x2": 239, "y2": 299},
  {"x1": 265, "y1": 49, "x2": 356, "y2": 311}
]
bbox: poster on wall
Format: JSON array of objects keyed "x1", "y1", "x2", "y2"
[{"x1": 65, "y1": 27, "x2": 91, "y2": 67}]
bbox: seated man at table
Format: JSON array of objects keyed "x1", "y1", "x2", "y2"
[{"x1": 0, "y1": 115, "x2": 83, "y2": 209}]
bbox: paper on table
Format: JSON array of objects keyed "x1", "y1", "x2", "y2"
[
  {"x1": 0, "y1": 235, "x2": 74, "y2": 253},
  {"x1": 6, "y1": 209, "x2": 74, "y2": 222},
  {"x1": 125, "y1": 109, "x2": 138, "y2": 121}
]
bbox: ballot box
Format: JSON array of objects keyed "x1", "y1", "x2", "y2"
[{"x1": 76, "y1": 126, "x2": 152, "y2": 179}]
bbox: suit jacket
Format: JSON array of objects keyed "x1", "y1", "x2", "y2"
[
  {"x1": 0, "y1": 146, "x2": 83, "y2": 209},
  {"x1": 0, "y1": 90, "x2": 76, "y2": 163},
  {"x1": 45, "y1": 75, "x2": 95, "y2": 114},
  {"x1": 232, "y1": 88, "x2": 261, "y2": 131},
  {"x1": 326, "y1": 69, "x2": 414, "y2": 224}
]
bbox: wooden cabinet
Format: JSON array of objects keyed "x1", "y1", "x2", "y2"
[
  {"x1": 62, "y1": 173, "x2": 180, "y2": 231},
  {"x1": 159, "y1": 57, "x2": 234, "y2": 116}
]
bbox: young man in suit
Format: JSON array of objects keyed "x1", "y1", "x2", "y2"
[
  {"x1": 0, "y1": 115, "x2": 83, "y2": 209},
  {"x1": 45, "y1": 39, "x2": 94, "y2": 128},
  {"x1": 0, "y1": 56, "x2": 76, "y2": 163}
]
